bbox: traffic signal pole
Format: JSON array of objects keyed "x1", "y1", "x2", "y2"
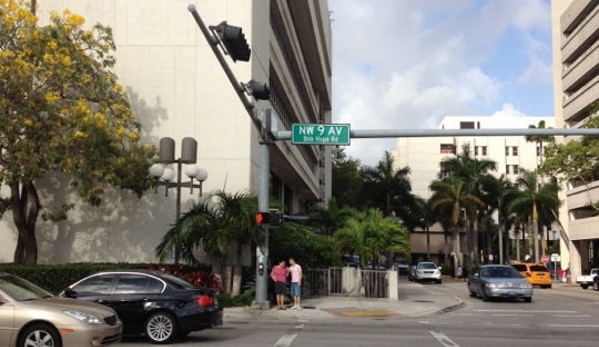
[{"x1": 188, "y1": 4, "x2": 271, "y2": 309}]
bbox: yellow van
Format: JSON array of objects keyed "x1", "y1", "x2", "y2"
[{"x1": 510, "y1": 262, "x2": 552, "y2": 289}]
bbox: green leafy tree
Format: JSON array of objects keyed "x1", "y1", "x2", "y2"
[
  {"x1": 360, "y1": 151, "x2": 420, "y2": 229},
  {"x1": 480, "y1": 174, "x2": 517, "y2": 262},
  {"x1": 334, "y1": 208, "x2": 410, "y2": 268},
  {"x1": 440, "y1": 144, "x2": 496, "y2": 262},
  {"x1": 0, "y1": 0, "x2": 155, "y2": 264},
  {"x1": 429, "y1": 176, "x2": 484, "y2": 270},
  {"x1": 331, "y1": 147, "x2": 362, "y2": 207},
  {"x1": 509, "y1": 169, "x2": 560, "y2": 262},
  {"x1": 307, "y1": 197, "x2": 355, "y2": 237},
  {"x1": 155, "y1": 191, "x2": 263, "y2": 295}
]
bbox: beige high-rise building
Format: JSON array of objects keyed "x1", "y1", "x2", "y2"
[
  {"x1": 551, "y1": 0, "x2": 599, "y2": 278},
  {"x1": 0, "y1": 0, "x2": 332, "y2": 263},
  {"x1": 392, "y1": 115, "x2": 555, "y2": 265}
]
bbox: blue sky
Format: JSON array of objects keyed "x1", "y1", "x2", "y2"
[{"x1": 329, "y1": 0, "x2": 553, "y2": 166}]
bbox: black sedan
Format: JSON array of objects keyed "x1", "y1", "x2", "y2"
[
  {"x1": 60, "y1": 269, "x2": 223, "y2": 344},
  {"x1": 467, "y1": 265, "x2": 533, "y2": 302}
]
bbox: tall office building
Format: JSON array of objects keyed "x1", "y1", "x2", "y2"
[
  {"x1": 551, "y1": 0, "x2": 599, "y2": 277},
  {"x1": 392, "y1": 115, "x2": 554, "y2": 263},
  {"x1": 0, "y1": 0, "x2": 332, "y2": 263}
]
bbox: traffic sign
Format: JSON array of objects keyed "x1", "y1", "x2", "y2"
[
  {"x1": 550, "y1": 253, "x2": 560, "y2": 262},
  {"x1": 291, "y1": 123, "x2": 351, "y2": 145}
]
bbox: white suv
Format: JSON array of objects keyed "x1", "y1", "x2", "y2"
[{"x1": 415, "y1": 261, "x2": 442, "y2": 284}]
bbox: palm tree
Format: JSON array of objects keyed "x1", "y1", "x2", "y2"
[
  {"x1": 441, "y1": 144, "x2": 496, "y2": 262},
  {"x1": 509, "y1": 170, "x2": 560, "y2": 263},
  {"x1": 155, "y1": 191, "x2": 263, "y2": 295},
  {"x1": 334, "y1": 208, "x2": 410, "y2": 268},
  {"x1": 480, "y1": 174, "x2": 517, "y2": 263},
  {"x1": 429, "y1": 176, "x2": 484, "y2": 272},
  {"x1": 526, "y1": 120, "x2": 555, "y2": 168},
  {"x1": 308, "y1": 197, "x2": 355, "y2": 236},
  {"x1": 360, "y1": 151, "x2": 414, "y2": 219}
]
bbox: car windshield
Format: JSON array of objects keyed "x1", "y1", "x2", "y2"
[
  {"x1": 481, "y1": 267, "x2": 520, "y2": 278},
  {"x1": 530, "y1": 265, "x2": 549, "y2": 272},
  {"x1": 418, "y1": 263, "x2": 437, "y2": 270},
  {"x1": 0, "y1": 274, "x2": 53, "y2": 301}
]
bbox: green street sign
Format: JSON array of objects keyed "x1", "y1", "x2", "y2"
[{"x1": 291, "y1": 123, "x2": 351, "y2": 145}]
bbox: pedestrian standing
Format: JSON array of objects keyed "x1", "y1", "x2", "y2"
[
  {"x1": 288, "y1": 258, "x2": 303, "y2": 310},
  {"x1": 271, "y1": 260, "x2": 288, "y2": 310}
]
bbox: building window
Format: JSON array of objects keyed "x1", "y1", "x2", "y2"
[
  {"x1": 506, "y1": 165, "x2": 519, "y2": 175},
  {"x1": 512, "y1": 146, "x2": 518, "y2": 156},
  {"x1": 460, "y1": 121, "x2": 475, "y2": 129},
  {"x1": 440, "y1": 144, "x2": 456, "y2": 154},
  {"x1": 505, "y1": 147, "x2": 510, "y2": 156},
  {"x1": 474, "y1": 146, "x2": 487, "y2": 156},
  {"x1": 537, "y1": 146, "x2": 542, "y2": 156}
]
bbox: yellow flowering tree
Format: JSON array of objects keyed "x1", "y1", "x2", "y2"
[{"x1": 0, "y1": 0, "x2": 156, "y2": 264}]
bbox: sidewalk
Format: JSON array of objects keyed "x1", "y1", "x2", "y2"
[{"x1": 223, "y1": 278, "x2": 464, "y2": 322}]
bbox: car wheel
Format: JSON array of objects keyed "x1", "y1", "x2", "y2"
[
  {"x1": 593, "y1": 281, "x2": 599, "y2": 291},
  {"x1": 19, "y1": 323, "x2": 61, "y2": 347},
  {"x1": 581, "y1": 284, "x2": 588, "y2": 289},
  {"x1": 481, "y1": 287, "x2": 489, "y2": 302},
  {"x1": 436, "y1": 279, "x2": 442, "y2": 284},
  {"x1": 524, "y1": 297, "x2": 532, "y2": 303},
  {"x1": 145, "y1": 312, "x2": 178, "y2": 344},
  {"x1": 469, "y1": 289, "x2": 476, "y2": 298}
]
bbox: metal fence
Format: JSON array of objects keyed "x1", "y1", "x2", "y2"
[{"x1": 303, "y1": 267, "x2": 389, "y2": 298}]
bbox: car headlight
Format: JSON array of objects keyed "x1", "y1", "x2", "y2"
[
  {"x1": 64, "y1": 310, "x2": 105, "y2": 324},
  {"x1": 485, "y1": 283, "x2": 497, "y2": 289},
  {"x1": 521, "y1": 282, "x2": 532, "y2": 289}
]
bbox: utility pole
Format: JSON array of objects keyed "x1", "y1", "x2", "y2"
[{"x1": 188, "y1": 4, "x2": 272, "y2": 308}]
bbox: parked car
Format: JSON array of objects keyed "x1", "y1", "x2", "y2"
[
  {"x1": 413, "y1": 261, "x2": 442, "y2": 284},
  {"x1": 593, "y1": 274, "x2": 599, "y2": 291},
  {"x1": 59, "y1": 269, "x2": 223, "y2": 344},
  {"x1": 407, "y1": 265, "x2": 417, "y2": 281},
  {"x1": 395, "y1": 259, "x2": 410, "y2": 275},
  {"x1": 468, "y1": 264, "x2": 533, "y2": 302},
  {"x1": 0, "y1": 272, "x2": 122, "y2": 347},
  {"x1": 510, "y1": 262, "x2": 552, "y2": 288},
  {"x1": 576, "y1": 268, "x2": 599, "y2": 289}
]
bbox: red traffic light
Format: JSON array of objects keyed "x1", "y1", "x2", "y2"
[{"x1": 256, "y1": 211, "x2": 271, "y2": 226}]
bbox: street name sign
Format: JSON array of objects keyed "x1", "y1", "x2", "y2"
[{"x1": 291, "y1": 123, "x2": 351, "y2": 145}]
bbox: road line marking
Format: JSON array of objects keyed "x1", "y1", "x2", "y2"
[
  {"x1": 474, "y1": 309, "x2": 576, "y2": 313},
  {"x1": 545, "y1": 324, "x2": 599, "y2": 328},
  {"x1": 430, "y1": 331, "x2": 461, "y2": 347},
  {"x1": 274, "y1": 333, "x2": 297, "y2": 347}
]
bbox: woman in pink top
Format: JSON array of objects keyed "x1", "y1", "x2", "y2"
[{"x1": 270, "y1": 260, "x2": 288, "y2": 310}]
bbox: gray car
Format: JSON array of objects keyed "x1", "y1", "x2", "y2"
[{"x1": 467, "y1": 265, "x2": 533, "y2": 302}]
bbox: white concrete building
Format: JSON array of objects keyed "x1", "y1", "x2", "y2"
[
  {"x1": 391, "y1": 115, "x2": 554, "y2": 264},
  {"x1": 551, "y1": 0, "x2": 599, "y2": 277},
  {"x1": 0, "y1": 0, "x2": 332, "y2": 263}
]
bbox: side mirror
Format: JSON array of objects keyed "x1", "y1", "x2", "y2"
[{"x1": 62, "y1": 288, "x2": 78, "y2": 299}]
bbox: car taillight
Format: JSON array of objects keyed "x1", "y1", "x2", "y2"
[
  {"x1": 527, "y1": 272, "x2": 531, "y2": 277},
  {"x1": 198, "y1": 294, "x2": 214, "y2": 307}
]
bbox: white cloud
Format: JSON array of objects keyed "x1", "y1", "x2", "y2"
[{"x1": 329, "y1": 0, "x2": 553, "y2": 166}]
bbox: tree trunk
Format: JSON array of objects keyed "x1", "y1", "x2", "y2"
[{"x1": 11, "y1": 181, "x2": 40, "y2": 264}]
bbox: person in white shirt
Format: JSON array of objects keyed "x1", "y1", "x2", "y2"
[{"x1": 288, "y1": 258, "x2": 303, "y2": 310}]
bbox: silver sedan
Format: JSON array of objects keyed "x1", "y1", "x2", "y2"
[
  {"x1": 467, "y1": 265, "x2": 533, "y2": 302},
  {"x1": 0, "y1": 272, "x2": 122, "y2": 347}
]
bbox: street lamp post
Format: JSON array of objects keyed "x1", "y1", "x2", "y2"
[{"x1": 149, "y1": 137, "x2": 208, "y2": 265}]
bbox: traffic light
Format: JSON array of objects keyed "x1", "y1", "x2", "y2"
[
  {"x1": 212, "y1": 21, "x2": 251, "y2": 62},
  {"x1": 247, "y1": 79, "x2": 270, "y2": 100},
  {"x1": 255, "y1": 211, "x2": 271, "y2": 226}
]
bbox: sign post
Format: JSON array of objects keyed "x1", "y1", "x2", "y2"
[{"x1": 291, "y1": 123, "x2": 351, "y2": 145}]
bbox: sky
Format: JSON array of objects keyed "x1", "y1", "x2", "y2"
[{"x1": 328, "y1": 0, "x2": 554, "y2": 166}]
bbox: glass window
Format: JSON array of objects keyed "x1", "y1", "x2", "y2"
[
  {"x1": 73, "y1": 275, "x2": 114, "y2": 294},
  {"x1": 114, "y1": 274, "x2": 154, "y2": 294},
  {"x1": 513, "y1": 165, "x2": 519, "y2": 174},
  {"x1": 505, "y1": 147, "x2": 510, "y2": 156},
  {"x1": 512, "y1": 146, "x2": 518, "y2": 156},
  {"x1": 482, "y1": 146, "x2": 487, "y2": 156}
]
